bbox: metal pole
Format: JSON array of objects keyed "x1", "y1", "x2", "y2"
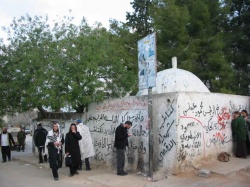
[{"x1": 148, "y1": 87, "x2": 153, "y2": 178}]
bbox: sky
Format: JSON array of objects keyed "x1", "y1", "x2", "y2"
[{"x1": 0, "y1": 0, "x2": 134, "y2": 42}]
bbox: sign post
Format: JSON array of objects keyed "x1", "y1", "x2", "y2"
[{"x1": 137, "y1": 33, "x2": 157, "y2": 179}]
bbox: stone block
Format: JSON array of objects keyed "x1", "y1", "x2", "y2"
[{"x1": 198, "y1": 169, "x2": 211, "y2": 178}]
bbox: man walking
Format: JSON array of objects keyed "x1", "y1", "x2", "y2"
[
  {"x1": 33, "y1": 123, "x2": 48, "y2": 163},
  {"x1": 114, "y1": 121, "x2": 132, "y2": 176},
  {"x1": 17, "y1": 127, "x2": 26, "y2": 152},
  {"x1": 0, "y1": 127, "x2": 15, "y2": 162}
]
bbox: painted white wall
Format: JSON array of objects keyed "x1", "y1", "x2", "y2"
[
  {"x1": 87, "y1": 96, "x2": 149, "y2": 172},
  {"x1": 87, "y1": 92, "x2": 249, "y2": 175},
  {"x1": 176, "y1": 93, "x2": 249, "y2": 168},
  {"x1": 152, "y1": 93, "x2": 178, "y2": 174},
  {"x1": 33, "y1": 92, "x2": 249, "y2": 176}
]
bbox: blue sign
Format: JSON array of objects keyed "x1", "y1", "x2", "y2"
[{"x1": 138, "y1": 33, "x2": 157, "y2": 90}]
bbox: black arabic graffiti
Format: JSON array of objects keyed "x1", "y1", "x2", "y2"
[
  {"x1": 159, "y1": 139, "x2": 176, "y2": 161},
  {"x1": 159, "y1": 120, "x2": 175, "y2": 144},
  {"x1": 183, "y1": 102, "x2": 221, "y2": 117},
  {"x1": 88, "y1": 111, "x2": 145, "y2": 124}
]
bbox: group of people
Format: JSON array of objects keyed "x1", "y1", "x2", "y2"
[
  {"x1": 231, "y1": 110, "x2": 250, "y2": 158},
  {"x1": 33, "y1": 119, "x2": 95, "y2": 181},
  {"x1": 32, "y1": 120, "x2": 133, "y2": 180},
  {"x1": 1, "y1": 111, "x2": 250, "y2": 179},
  {"x1": 0, "y1": 119, "x2": 133, "y2": 181}
]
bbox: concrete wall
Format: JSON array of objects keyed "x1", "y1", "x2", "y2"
[
  {"x1": 177, "y1": 93, "x2": 249, "y2": 166},
  {"x1": 152, "y1": 93, "x2": 178, "y2": 174},
  {"x1": 87, "y1": 96, "x2": 149, "y2": 172},
  {"x1": 32, "y1": 92, "x2": 249, "y2": 176},
  {"x1": 153, "y1": 92, "x2": 249, "y2": 175},
  {"x1": 87, "y1": 92, "x2": 249, "y2": 175}
]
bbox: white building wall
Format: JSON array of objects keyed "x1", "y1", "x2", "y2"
[
  {"x1": 175, "y1": 93, "x2": 249, "y2": 170},
  {"x1": 87, "y1": 92, "x2": 249, "y2": 175},
  {"x1": 34, "y1": 92, "x2": 249, "y2": 176},
  {"x1": 87, "y1": 96, "x2": 149, "y2": 172},
  {"x1": 152, "y1": 93, "x2": 178, "y2": 174}
]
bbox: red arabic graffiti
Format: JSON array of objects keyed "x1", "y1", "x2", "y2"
[{"x1": 217, "y1": 107, "x2": 231, "y2": 129}]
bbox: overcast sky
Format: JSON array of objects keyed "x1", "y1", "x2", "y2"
[{"x1": 0, "y1": 0, "x2": 134, "y2": 42}]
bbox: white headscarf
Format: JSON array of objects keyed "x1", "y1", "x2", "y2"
[{"x1": 45, "y1": 123, "x2": 64, "y2": 155}]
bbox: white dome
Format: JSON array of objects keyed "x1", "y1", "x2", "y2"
[{"x1": 137, "y1": 57, "x2": 210, "y2": 96}]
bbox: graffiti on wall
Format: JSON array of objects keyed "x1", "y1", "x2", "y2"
[
  {"x1": 86, "y1": 95, "x2": 248, "y2": 171},
  {"x1": 158, "y1": 100, "x2": 177, "y2": 162},
  {"x1": 177, "y1": 101, "x2": 246, "y2": 161},
  {"x1": 95, "y1": 99, "x2": 148, "y2": 111},
  {"x1": 88, "y1": 98, "x2": 149, "y2": 164},
  {"x1": 156, "y1": 99, "x2": 247, "y2": 164}
]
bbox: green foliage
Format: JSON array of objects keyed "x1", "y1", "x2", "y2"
[
  {"x1": 153, "y1": 0, "x2": 190, "y2": 70},
  {"x1": 109, "y1": 19, "x2": 139, "y2": 95},
  {"x1": 145, "y1": 0, "x2": 236, "y2": 93},
  {"x1": 0, "y1": 118, "x2": 5, "y2": 129},
  {"x1": 126, "y1": 0, "x2": 154, "y2": 38},
  {"x1": 223, "y1": 0, "x2": 250, "y2": 95},
  {"x1": 0, "y1": 14, "x2": 137, "y2": 115},
  {"x1": 0, "y1": 0, "x2": 249, "y2": 117}
]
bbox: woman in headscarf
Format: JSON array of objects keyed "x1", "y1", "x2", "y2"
[
  {"x1": 65, "y1": 123, "x2": 82, "y2": 177},
  {"x1": 45, "y1": 122, "x2": 64, "y2": 181}
]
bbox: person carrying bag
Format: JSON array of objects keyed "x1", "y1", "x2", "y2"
[
  {"x1": 65, "y1": 123, "x2": 82, "y2": 177},
  {"x1": 65, "y1": 155, "x2": 73, "y2": 167}
]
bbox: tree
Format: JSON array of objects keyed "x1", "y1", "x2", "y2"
[
  {"x1": 223, "y1": 0, "x2": 250, "y2": 95},
  {"x1": 183, "y1": 0, "x2": 235, "y2": 93},
  {"x1": 109, "y1": 19, "x2": 139, "y2": 95},
  {"x1": 0, "y1": 118, "x2": 6, "y2": 128},
  {"x1": 126, "y1": 0, "x2": 154, "y2": 38},
  {"x1": 0, "y1": 13, "x2": 137, "y2": 116},
  {"x1": 148, "y1": 0, "x2": 235, "y2": 93},
  {"x1": 152, "y1": 0, "x2": 190, "y2": 70},
  {"x1": 58, "y1": 21, "x2": 137, "y2": 112}
]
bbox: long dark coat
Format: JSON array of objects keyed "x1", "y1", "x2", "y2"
[
  {"x1": 231, "y1": 116, "x2": 247, "y2": 141},
  {"x1": 65, "y1": 132, "x2": 82, "y2": 167},
  {"x1": 33, "y1": 127, "x2": 48, "y2": 147},
  {"x1": 114, "y1": 124, "x2": 129, "y2": 149},
  {"x1": 231, "y1": 115, "x2": 247, "y2": 157},
  {"x1": 47, "y1": 136, "x2": 64, "y2": 170}
]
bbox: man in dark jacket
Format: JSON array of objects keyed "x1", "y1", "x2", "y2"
[
  {"x1": 0, "y1": 127, "x2": 15, "y2": 162},
  {"x1": 114, "y1": 121, "x2": 132, "y2": 176},
  {"x1": 17, "y1": 127, "x2": 26, "y2": 152},
  {"x1": 33, "y1": 123, "x2": 48, "y2": 163}
]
